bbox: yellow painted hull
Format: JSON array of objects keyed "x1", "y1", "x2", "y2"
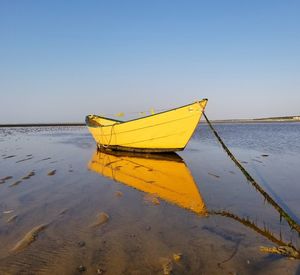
[
  {"x1": 88, "y1": 150, "x2": 206, "y2": 215},
  {"x1": 86, "y1": 99, "x2": 208, "y2": 152}
]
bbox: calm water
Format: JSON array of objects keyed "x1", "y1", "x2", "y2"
[{"x1": 0, "y1": 123, "x2": 299, "y2": 274}]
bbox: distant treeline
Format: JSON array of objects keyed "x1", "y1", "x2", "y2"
[
  {"x1": 202, "y1": 115, "x2": 300, "y2": 124},
  {"x1": 254, "y1": 116, "x2": 300, "y2": 121}
]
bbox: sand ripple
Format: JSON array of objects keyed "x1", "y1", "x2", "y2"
[{"x1": 11, "y1": 224, "x2": 48, "y2": 253}]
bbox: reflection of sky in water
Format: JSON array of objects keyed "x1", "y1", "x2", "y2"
[
  {"x1": 187, "y1": 123, "x2": 300, "y2": 253},
  {"x1": 194, "y1": 123, "x2": 300, "y2": 155}
]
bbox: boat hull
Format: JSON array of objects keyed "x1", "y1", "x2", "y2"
[{"x1": 86, "y1": 99, "x2": 208, "y2": 153}]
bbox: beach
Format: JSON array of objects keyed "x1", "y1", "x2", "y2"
[{"x1": 0, "y1": 123, "x2": 299, "y2": 274}]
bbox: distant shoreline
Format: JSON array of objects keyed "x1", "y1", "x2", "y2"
[
  {"x1": 203, "y1": 119, "x2": 300, "y2": 124},
  {"x1": 0, "y1": 123, "x2": 86, "y2": 128},
  {"x1": 0, "y1": 119, "x2": 300, "y2": 128}
]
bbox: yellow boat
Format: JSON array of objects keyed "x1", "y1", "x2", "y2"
[
  {"x1": 88, "y1": 150, "x2": 206, "y2": 215},
  {"x1": 86, "y1": 99, "x2": 208, "y2": 152}
]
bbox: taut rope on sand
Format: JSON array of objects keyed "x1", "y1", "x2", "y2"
[{"x1": 203, "y1": 112, "x2": 300, "y2": 234}]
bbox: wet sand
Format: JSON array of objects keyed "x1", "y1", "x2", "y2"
[{"x1": 0, "y1": 125, "x2": 299, "y2": 274}]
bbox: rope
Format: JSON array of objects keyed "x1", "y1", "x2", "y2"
[
  {"x1": 203, "y1": 112, "x2": 300, "y2": 234},
  {"x1": 99, "y1": 123, "x2": 117, "y2": 148}
]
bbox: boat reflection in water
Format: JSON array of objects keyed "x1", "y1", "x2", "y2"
[
  {"x1": 88, "y1": 149, "x2": 207, "y2": 216},
  {"x1": 88, "y1": 149, "x2": 300, "y2": 259}
]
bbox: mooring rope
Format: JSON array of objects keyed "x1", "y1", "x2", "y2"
[
  {"x1": 203, "y1": 112, "x2": 300, "y2": 234},
  {"x1": 99, "y1": 123, "x2": 117, "y2": 149}
]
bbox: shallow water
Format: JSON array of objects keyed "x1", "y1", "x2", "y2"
[{"x1": 0, "y1": 124, "x2": 299, "y2": 274}]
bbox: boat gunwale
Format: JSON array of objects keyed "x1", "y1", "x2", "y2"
[
  {"x1": 86, "y1": 99, "x2": 208, "y2": 128},
  {"x1": 85, "y1": 115, "x2": 123, "y2": 125}
]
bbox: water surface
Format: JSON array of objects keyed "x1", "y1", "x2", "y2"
[{"x1": 0, "y1": 123, "x2": 299, "y2": 274}]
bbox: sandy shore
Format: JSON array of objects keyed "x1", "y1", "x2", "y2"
[{"x1": 0, "y1": 125, "x2": 299, "y2": 274}]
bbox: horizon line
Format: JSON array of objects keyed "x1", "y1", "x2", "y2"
[{"x1": 1, "y1": 115, "x2": 300, "y2": 127}]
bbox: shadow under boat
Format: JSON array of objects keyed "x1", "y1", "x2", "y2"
[{"x1": 88, "y1": 148, "x2": 207, "y2": 216}]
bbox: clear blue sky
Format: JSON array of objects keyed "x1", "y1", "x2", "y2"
[{"x1": 0, "y1": 0, "x2": 299, "y2": 123}]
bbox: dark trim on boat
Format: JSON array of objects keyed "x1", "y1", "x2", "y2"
[
  {"x1": 86, "y1": 99, "x2": 208, "y2": 128},
  {"x1": 96, "y1": 147, "x2": 184, "y2": 162},
  {"x1": 85, "y1": 115, "x2": 122, "y2": 127},
  {"x1": 97, "y1": 144, "x2": 184, "y2": 153},
  {"x1": 86, "y1": 114, "x2": 123, "y2": 123}
]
